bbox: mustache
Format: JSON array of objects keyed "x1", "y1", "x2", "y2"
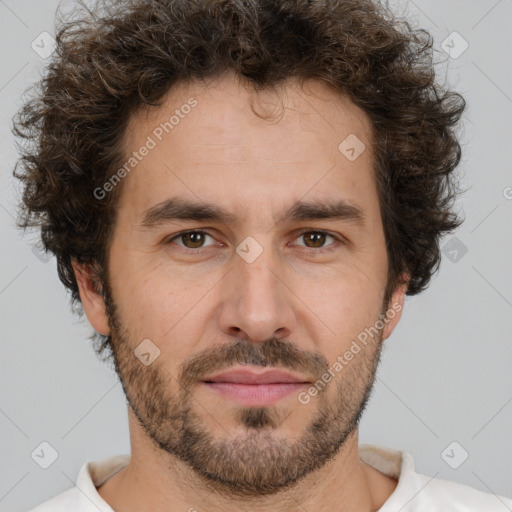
[{"x1": 179, "y1": 337, "x2": 329, "y2": 390}]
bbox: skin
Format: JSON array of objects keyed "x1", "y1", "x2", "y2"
[{"x1": 73, "y1": 70, "x2": 408, "y2": 512}]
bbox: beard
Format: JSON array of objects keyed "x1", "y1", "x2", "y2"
[{"x1": 101, "y1": 273, "x2": 386, "y2": 498}]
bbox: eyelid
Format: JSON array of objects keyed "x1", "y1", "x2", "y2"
[
  {"x1": 166, "y1": 228, "x2": 345, "y2": 252},
  {"x1": 290, "y1": 228, "x2": 343, "y2": 250},
  {"x1": 166, "y1": 229, "x2": 218, "y2": 248}
]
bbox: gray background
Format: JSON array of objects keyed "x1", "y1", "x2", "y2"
[{"x1": 1, "y1": 0, "x2": 511, "y2": 510}]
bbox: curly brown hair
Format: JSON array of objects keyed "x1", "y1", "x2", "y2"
[{"x1": 12, "y1": 0, "x2": 465, "y2": 352}]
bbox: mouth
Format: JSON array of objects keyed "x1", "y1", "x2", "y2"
[{"x1": 201, "y1": 367, "x2": 311, "y2": 406}]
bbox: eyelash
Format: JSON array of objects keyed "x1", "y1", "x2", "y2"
[{"x1": 166, "y1": 229, "x2": 343, "y2": 254}]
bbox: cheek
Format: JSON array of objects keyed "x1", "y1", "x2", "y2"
[
  {"x1": 293, "y1": 268, "x2": 384, "y2": 352},
  {"x1": 112, "y1": 259, "x2": 216, "y2": 359},
  {"x1": 108, "y1": 255, "x2": 175, "y2": 338},
  {"x1": 126, "y1": 286, "x2": 187, "y2": 341}
]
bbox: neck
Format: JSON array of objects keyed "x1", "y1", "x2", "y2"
[{"x1": 97, "y1": 411, "x2": 397, "y2": 512}]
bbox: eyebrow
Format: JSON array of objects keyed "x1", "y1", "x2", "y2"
[{"x1": 138, "y1": 197, "x2": 365, "y2": 230}]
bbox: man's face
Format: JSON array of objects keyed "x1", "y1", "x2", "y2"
[{"x1": 82, "y1": 72, "x2": 403, "y2": 496}]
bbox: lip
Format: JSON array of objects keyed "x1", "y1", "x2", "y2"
[
  {"x1": 202, "y1": 368, "x2": 311, "y2": 385},
  {"x1": 201, "y1": 367, "x2": 311, "y2": 406}
]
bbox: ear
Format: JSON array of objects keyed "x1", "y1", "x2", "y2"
[
  {"x1": 382, "y1": 273, "x2": 409, "y2": 341},
  {"x1": 71, "y1": 258, "x2": 110, "y2": 336}
]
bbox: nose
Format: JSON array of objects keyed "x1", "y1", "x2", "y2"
[{"x1": 216, "y1": 247, "x2": 297, "y2": 343}]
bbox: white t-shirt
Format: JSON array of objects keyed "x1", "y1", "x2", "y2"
[{"x1": 26, "y1": 444, "x2": 512, "y2": 511}]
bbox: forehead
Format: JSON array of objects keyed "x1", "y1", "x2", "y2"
[
  {"x1": 125, "y1": 72, "x2": 373, "y2": 152},
  {"x1": 116, "y1": 71, "x2": 377, "y2": 226}
]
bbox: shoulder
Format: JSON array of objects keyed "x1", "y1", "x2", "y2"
[
  {"x1": 25, "y1": 488, "x2": 78, "y2": 511},
  {"x1": 359, "y1": 444, "x2": 512, "y2": 512},
  {"x1": 25, "y1": 455, "x2": 128, "y2": 512},
  {"x1": 414, "y1": 471, "x2": 512, "y2": 511}
]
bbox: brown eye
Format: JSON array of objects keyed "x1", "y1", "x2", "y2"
[
  {"x1": 295, "y1": 231, "x2": 336, "y2": 250},
  {"x1": 169, "y1": 231, "x2": 215, "y2": 249},
  {"x1": 302, "y1": 232, "x2": 327, "y2": 248}
]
